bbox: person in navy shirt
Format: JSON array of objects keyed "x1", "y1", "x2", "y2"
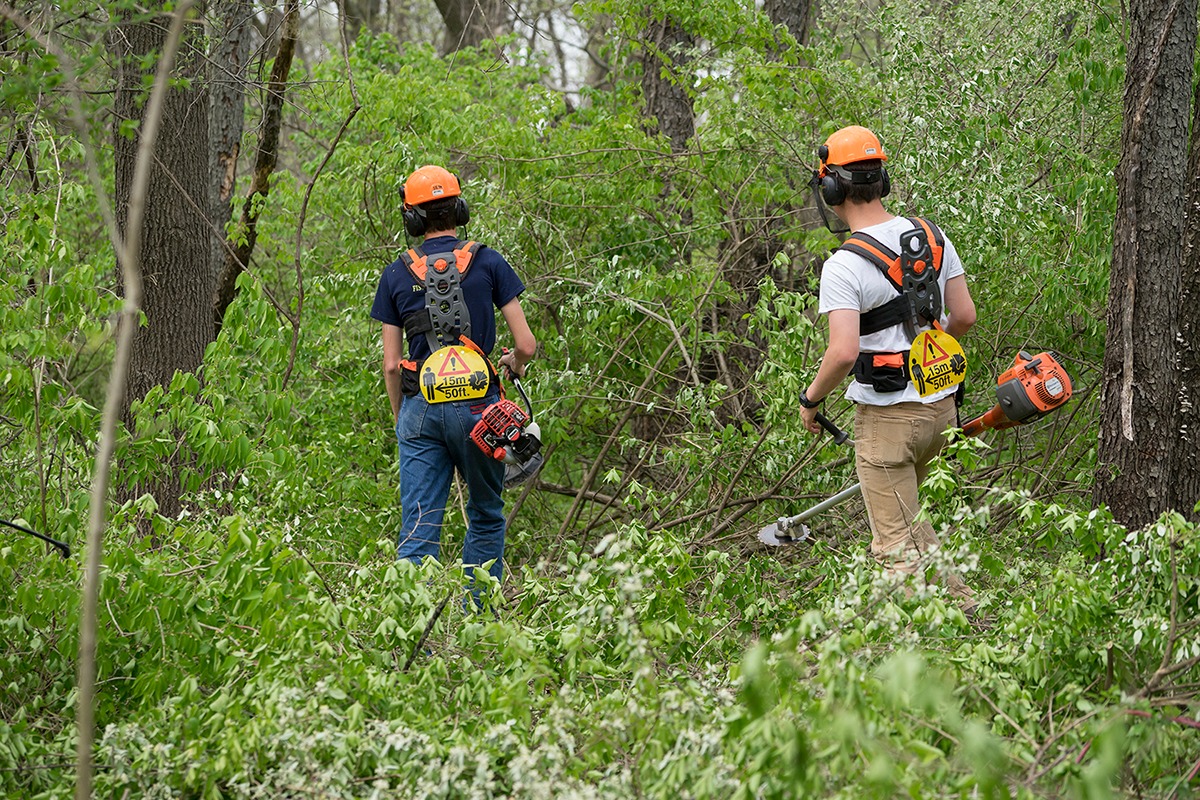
[{"x1": 371, "y1": 165, "x2": 536, "y2": 590}]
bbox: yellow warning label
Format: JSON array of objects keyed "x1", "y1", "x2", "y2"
[
  {"x1": 907, "y1": 330, "x2": 967, "y2": 398},
  {"x1": 421, "y1": 344, "x2": 490, "y2": 403}
]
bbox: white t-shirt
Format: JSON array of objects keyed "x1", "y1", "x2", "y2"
[{"x1": 818, "y1": 216, "x2": 966, "y2": 406}]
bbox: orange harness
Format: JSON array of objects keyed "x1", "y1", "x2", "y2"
[{"x1": 838, "y1": 217, "x2": 947, "y2": 393}]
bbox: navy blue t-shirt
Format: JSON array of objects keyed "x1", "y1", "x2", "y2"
[{"x1": 370, "y1": 236, "x2": 526, "y2": 361}]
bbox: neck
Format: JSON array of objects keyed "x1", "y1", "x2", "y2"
[
  {"x1": 423, "y1": 228, "x2": 457, "y2": 240},
  {"x1": 837, "y1": 200, "x2": 893, "y2": 233}
]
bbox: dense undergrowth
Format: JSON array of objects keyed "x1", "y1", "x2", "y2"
[
  {"x1": 4, "y1": 0, "x2": 1199, "y2": 796},
  {"x1": 4, "y1": 498, "x2": 1199, "y2": 797}
]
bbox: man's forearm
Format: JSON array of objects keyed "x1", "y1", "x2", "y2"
[
  {"x1": 385, "y1": 371, "x2": 401, "y2": 420},
  {"x1": 806, "y1": 352, "x2": 856, "y2": 403}
]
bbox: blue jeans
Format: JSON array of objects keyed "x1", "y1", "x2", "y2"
[{"x1": 396, "y1": 391, "x2": 506, "y2": 582}]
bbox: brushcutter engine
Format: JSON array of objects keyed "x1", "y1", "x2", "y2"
[
  {"x1": 471, "y1": 399, "x2": 541, "y2": 464},
  {"x1": 961, "y1": 350, "x2": 1072, "y2": 437},
  {"x1": 469, "y1": 371, "x2": 545, "y2": 488}
]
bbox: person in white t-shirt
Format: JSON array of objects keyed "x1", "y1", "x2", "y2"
[{"x1": 798, "y1": 125, "x2": 979, "y2": 614}]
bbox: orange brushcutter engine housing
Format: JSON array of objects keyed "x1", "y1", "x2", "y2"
[{"x1": 961, "y1": 351, "x2": 1073, "y2": 437}]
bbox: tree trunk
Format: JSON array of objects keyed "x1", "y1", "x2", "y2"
[
  {"x1": 208, "y1": 0, "x2": 251, "y2": 338},
  {"x1": 583, "y1": 12, "x2": 613, "y2": 91},
  {"x1": 1173, "y1": 75, "x2": 1200, "y2": 521},
  {"x1": 764, "y1": 0, "x2": 816, "y2": 46},
  {"x1": 1094, "y1": 0, "x2": 1197, "y2": 528},
  {"x1": 215, "y1": 0, "x2": 299, "y2": 330},
  {"x1": 116, "y1": 13, "x2": 212, "y2": 405},
  {"x1": 114, "y1": 10, "x2": 213, "y2": 518},
  {"x1": 433, "y1": 0, "x2": 508, "y2": 54},
  {"x1": 638, "y1": 11, "x2": 695, "y2": 153}
]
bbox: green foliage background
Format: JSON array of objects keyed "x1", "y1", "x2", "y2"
[{"x1": 3, "y1": 0, "x2": 1199, "y2": 797}]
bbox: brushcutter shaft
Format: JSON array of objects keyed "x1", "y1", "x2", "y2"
[{"x1": 776, "y1": 482, "x2": 864, "y2": 532}]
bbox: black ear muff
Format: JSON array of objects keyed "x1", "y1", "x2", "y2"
[
  {"x1": 400, "y1": 185, "x2": 427, "y2": 238},
  {"x1": 455, "y1": 196, "x2": 470, "y2": 227},
  {"x1": 880, "y1": 167, "x2": 891, "y2": 198},
  {"x1": 815, "y1": 144, "x2": 846, "y2": 206},
  {"x1": 403, "y1": 205, "x2": 427, "y2": 238},
  {"x1": 820, "y1": 173, "x2": 845, "y2": 206}
]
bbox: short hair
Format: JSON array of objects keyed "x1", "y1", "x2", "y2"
[
  {"x1": 418, "y1": 197, "x2": 459, "y2": 233},
  {"x1": 840, "y1": 159, "x2": 885, "y2": 204}
]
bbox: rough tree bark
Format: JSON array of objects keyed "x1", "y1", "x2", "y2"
[
  {"x1": 208, "y1": 0, "x2": 252, "y2": 335},
  {"x1": 638, "y1": 11, "x2": 695, "y2": 154},
  {"x1": 764, "y1": 0, "x2": 816, "y2": 45},
  {"x1": 1173, "y1": 75, "x2": 1200, "y2": 521},
  {"x1": 114, "y1": 11, "x2": 212, "y2": 415},
  {"x1": 433, "y1": 0, "x2": 508, "y2": 54},
  {"x1": 1094, "y1": 0, "x2": 1197, "y2": 528},
  {"x1": 341, "y1": 0, "x2": 378, "y2": 41}
]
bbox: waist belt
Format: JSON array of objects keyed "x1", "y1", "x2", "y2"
[{"x1": 853, "y1": 351, "x2": 910, "y2": 394}]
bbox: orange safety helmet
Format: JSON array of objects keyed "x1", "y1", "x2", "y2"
[
  {"x1": 819, "y1": 125, "x2": 888, "y2": 168},
  {"x1": 814, "y1": 125, "x2": 890, "y2": 208},
  {"x1": 402, "y1": 165, "x2": 462, "y2": 208},
  {"x1": 400, "y1": 165, "x2": 470, "y2": 237}
]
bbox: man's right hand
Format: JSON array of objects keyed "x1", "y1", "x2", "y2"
[{"x1": 498, "y1": 348, "x2": 526, "y2": 379}]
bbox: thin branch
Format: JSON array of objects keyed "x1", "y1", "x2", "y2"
[
  {"x1": 402, "y1": 592, "x2": 452, "y2": 672},
  {"x1": 215, "y1": 0, "x2": 299, "y2": 331},
  {"x1": 279, "y1": 0, "x2": 360, "y2": 390}
]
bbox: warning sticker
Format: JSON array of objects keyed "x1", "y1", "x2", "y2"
[
  {"x1": 422, "y1": 344, "x2": 491, "y2": 404},
  {"x1": 435, "y1": 347, "x2": 473, "y2": 378},
  {"x1": 907, "y1": 330, "x2": 967, "y2": 398}
]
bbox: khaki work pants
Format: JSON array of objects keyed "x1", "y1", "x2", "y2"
[{"x1": 854, "y1": 396, "x2": 975, "y2": 606}]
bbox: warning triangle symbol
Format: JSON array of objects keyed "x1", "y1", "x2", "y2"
[
  {"x1": 436, "y1": 347, "x2": 473, "y2": 377},
  {"x1": 921, "y1": 337, "x2": 950, "y2": 367}
]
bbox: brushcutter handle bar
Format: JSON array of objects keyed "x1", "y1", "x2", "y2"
[
  {"x1": 499, "y1": 348, "x2": 534, "y2": 419},
  {"x1": 1, "y1": 518, "x2": 70, "y2": 559},
  {"x1": 816, "y1": 412, "x2": 850, "y2": 445}
]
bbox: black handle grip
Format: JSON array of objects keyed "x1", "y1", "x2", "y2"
[
  {"x1": 815, "y1": 412, "x2": 849, "y2": 445},
  {"x1": 1, "y1": 518, "x2": 71, "y2": 559}
]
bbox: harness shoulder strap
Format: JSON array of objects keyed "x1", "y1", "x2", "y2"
[
  {"x1": 401, "y1": 241, "x2": 482, "y2": 282},
  {"x1": 839, "y1": 232, "x2": 903, "y2": 289},
  {"x1": 401, "y1": 245, "x2": 428, "y2": 282},
  {"x1": 454, "y1": 241, "x2": 482, "y2": 274},
  {"x1": 402, "y1": 241, "x2": 482, "y2": 282}
]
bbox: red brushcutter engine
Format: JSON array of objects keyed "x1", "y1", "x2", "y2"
[
  {"x1": 470, "y1": 376, "x2": 544, "y2": 488},
  {"x1": 961, "y1": 350, "x2": 1072, "y2": 436}
]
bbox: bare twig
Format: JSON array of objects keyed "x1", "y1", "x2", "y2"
[{"x1": 402, "y1": 592, "x2": 452, "y2": 672}]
